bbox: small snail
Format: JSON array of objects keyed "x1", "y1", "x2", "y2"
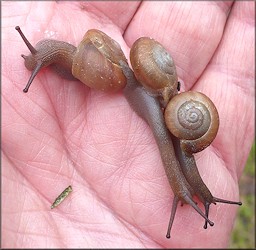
[
  {"x1": 165, "y1": 92, "x2": 242, "y2": 228},
  {"x1": 126, "y1": 36, "x2": 241, "y2": 237},
  {"x1": 119, "y1": 61, "x2": 214, "y2": 238},
  {"x1": 15, "y1": 26, "x2": 127, "y2": 93}
]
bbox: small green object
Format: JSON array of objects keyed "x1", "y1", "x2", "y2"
[{"x1": 51, "y1": 185, "x2": 72, "y2": 209}]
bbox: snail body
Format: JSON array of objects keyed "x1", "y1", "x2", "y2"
[{"x1": 15, "y1": 26, "x2": 127, "y2": 93}]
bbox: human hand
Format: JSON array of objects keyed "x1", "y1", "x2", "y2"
[{"x1": 2, "y1": 1, "x2": 254, "y2": 248}]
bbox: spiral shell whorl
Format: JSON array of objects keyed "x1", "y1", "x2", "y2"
[{"x1": 164, "y1": 91, "x2": 219, "y2": 154}]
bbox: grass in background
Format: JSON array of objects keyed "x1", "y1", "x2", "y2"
[{"x1": 229, "y1": 142, "x2": 255, "y2": 249}]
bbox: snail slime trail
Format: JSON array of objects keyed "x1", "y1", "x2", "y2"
[{"x1": 16, "y1": 26, "x2": 242, "y2": 239}]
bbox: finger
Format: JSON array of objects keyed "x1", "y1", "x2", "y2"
[
  {"x1": 54, "y1": 1, "x2": 141, "y2": 31},
  {"x1": 124, "y1": 1, "x2": 234, "y2": 89}
]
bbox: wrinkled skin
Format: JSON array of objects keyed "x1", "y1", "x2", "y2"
[{"x1": 2, "y1": 1, "x2": 255, "y2": 248}]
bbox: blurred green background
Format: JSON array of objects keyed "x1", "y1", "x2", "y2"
[{"x1": 229, "y1": 141, "x2": 255, "y2": 249}]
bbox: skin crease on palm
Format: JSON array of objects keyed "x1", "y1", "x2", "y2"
[{"x1": 2, "y1": 1, "x2": 255, "y2": 248}]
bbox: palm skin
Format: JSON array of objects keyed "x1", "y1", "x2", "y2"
[{"x1": 2, "y1": 1, "x2": 254, "y2": 248}]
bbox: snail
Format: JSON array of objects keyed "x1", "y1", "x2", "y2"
[
  {"x1": 126, "y1": 36, "x2": 241, "y2": 236},
  {"x1": 119, "y1": 61, "x2": 214, "y2": 238},
  {"x1": 164, "y1": 92, "x2": 242, "y2": 229},
  {"x1": 15, "y1": 26, "x2": 127, "y2": 93},
  {"x1": 16, "y1": 26, "x2": 241, "y2": 238}
]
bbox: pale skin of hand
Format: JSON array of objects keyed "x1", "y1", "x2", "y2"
[{"x1": 2, "y1": 1, "x2": 255, "y2": 248}]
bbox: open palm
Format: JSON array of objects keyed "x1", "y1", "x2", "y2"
[{"x1": 2, "y1": 1, "x2": 254, "y2": 248}]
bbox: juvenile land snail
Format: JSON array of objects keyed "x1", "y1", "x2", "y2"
[
  {"x1": 164, "y1": 91, "x2": 242, "y2": 228},
  {"x1": 126, "y1": 37, "x2": 215, "y2": 236},
  {"x1": 15, "y1": 26, "x2": 127, "y2": 93},
  {"x1": 119, "y1": 61, "x2": 214, "y2": 238},
  {"x1": 125, "y1": 36, "x2": 241, "y2": 237}
]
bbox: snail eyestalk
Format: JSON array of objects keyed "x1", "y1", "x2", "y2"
[
  {"x1": 22, "y1": 61, "x2": 43, "y2": 93},
  {"x1": 166, "y1": 196, "x2": 179, "y2": 239},
  {"x1": 15, "y1": 26, "x2": 37, "y2": 54},
  {"x1": 203, "y1": 197, "x2": 242, "y2": 229}
]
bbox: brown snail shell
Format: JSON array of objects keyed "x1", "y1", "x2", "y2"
[
  {"x1": 72, "y1": 29, "x2": 127, "y2": 92},
  {"x1": 130, "y1": 37, "x2": 178, "y2": 107},
  {"x1": 164, "y1": 91, "x2": 219, "y2": 155}
]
